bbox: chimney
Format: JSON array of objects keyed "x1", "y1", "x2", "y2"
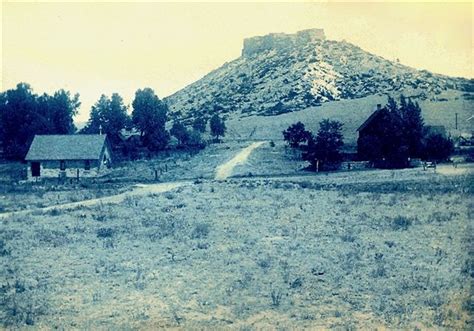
[{"x1": 376, "y1": 104, "x2": 382, "y2": 111}]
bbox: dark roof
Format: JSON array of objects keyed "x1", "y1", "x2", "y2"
[
  {"x1": 25, "y1": 135, "x2": 107, "y2": 161},
  {"x1": 357, "y1": 109, "x2": 384, "y2": 132}
]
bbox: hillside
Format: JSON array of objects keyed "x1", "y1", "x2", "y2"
[{"x1": 164, "y1": 28, "x2": 473, "y2": 119}]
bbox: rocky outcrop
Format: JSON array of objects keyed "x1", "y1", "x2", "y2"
[
  {"x1": 165, "y1": 29, "x2": 473, "y2": 120},
  {"x1": 242, "y1": 28, "x2": 325, "y2": 57}
]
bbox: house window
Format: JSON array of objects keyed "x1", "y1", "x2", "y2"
[
  {"x1": 84, "y1": 160, "x2": 91, "y2": 170},
  {"x1": 60, "y1": 160, "x2": 66, "y2": 171}
]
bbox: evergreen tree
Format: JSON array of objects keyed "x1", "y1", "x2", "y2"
[{"x1": 210, "y1": 114, "x2": 226, "y2": 142}]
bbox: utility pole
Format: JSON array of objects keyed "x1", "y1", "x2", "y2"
[{"x1": 455, "y1": 113, "x2": 458, "y2": 130}]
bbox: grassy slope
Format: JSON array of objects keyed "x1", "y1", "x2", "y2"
[
  {"x1": 226, "y1": 90, "x2": 474, "y2": 150},
  {"x1": 1, "y1": 170, "x2": 472, "y2": 329}
]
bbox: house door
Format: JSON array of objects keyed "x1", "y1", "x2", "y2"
[{"x1": 31, "y1": 162, "x2": 40, "y2": 177}]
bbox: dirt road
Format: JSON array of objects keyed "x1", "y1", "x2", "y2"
[
  {"x1": 0, "y1": 182, "x2": 189, "y2": 219},
  {"x1": 215, "y1": 141, "x2": 266, "y2": 180},
  {"x1": 0, "y1": 141, "x2": 266, "y2": 218}
]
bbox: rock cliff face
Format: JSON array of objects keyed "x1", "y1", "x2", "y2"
[
  {"x1": 242, "y1": 28, "x2": 326, "y2": 57},
  {"x1": 165, "y1": 29, "x2": 472, "y2": 120}
]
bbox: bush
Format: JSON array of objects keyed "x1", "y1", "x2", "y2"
[
  {"x1": 421, "y1": 133, "x2": 454, "y2": 162},
  {"x1": 191, "y1": 223, "x2": 210, "y2": 239},
  {"x1": 96, "y1": 227, "x2": 114, "y2": 238},
  {"x1": 391, "y1": 216, "x2": 413, "y2": 230}
]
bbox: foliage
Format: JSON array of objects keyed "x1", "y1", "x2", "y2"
[
  {"x1": 81, "y1": 93, "x2": 130, "y2": 146},
  {"x1": 421, "y1": 133, "x2": 454, "y2": 162},
  {"x1": 357, "y1": 96, "x2": 426, "y2": 168},
  {"x1": 132, "y1": 88, "x2": 169, "y2": 151},
  {"x1": 0, "y1": 83, "x2": 80, "y2": 159},
  {"x1": 192, "y1": 116, "x2": 207, "y2": 133},
  {"x1": 282, "y1": 122, "x2": 312, "y2": 148},
  {"x1": 302, "y1": 119, "x2": 344, "y2": 170},
  {"x1": 187, "y1": 129, "x2": 206, "y2": 150},
  {"x1": 210, "y1": 114, "x2": 226, "y2": 141},
  {"x1": 170, "y1": 121, "x2": 190, "y2": 146}
]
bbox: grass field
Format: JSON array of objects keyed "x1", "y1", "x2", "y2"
[{"x1": 1, "y1": 162, "x2": 472, "y2": 329}]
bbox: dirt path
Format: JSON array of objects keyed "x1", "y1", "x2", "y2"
[
  {"x1": 0, "y1": 141, "x2": 266, "y2": 219},
  {"x1": 215, "y1": 141, "x2": 266, "y2": 180},
  {"x1": 0, "y1": 181, "x2": 189, "y2": 219}
]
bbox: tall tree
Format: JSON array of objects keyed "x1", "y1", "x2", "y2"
[
  {"x1": 132, "y1": 88, "x2": 169, "y2": 150},
  {"x1": 282, "y1": 122, "x2": 312, "y2": 148},
  {"x1": 82, "y1": 93, "x2": 129, "y2": 145},
  {"x1": 303, "y1": 119, "x2": 344, "y2": 170},
  {"x1": 210, "y1": 114, "x2": 226, "y2": 142},
  {"x1": 0, "y1": 83, "x2": 80, "y2": 159}
]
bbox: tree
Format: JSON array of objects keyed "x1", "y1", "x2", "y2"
[
  {"x1": 192, "y1": 116, "x2": 207, "y2": 133},
  {"x1": 132, "y1": 88, "x2": 169, "y2": 151},
  {"x1": 81, "y1": 93, "x2": 129, "y2": 146},
  {"x1": 282, "y1": 122, "x2": 312, "y2": 148},
  {"x1": 40, "y1": 90, "x2": 80, "y2": 134},
  {"x1": 170, "y1": 121, "x2": 190, "y2": 147},
  {"x1": 303, "y1": 119, "x2": 344, "y2": 170},
  {"x1": 399, "y1": 96, "x2": 424, "y2": 157},
  {"x1": 421, "y1": 133, "x2": 454, "y2": 161},
  {"x1": 0, "y1": 83, "x2": 80, "y2": 159},
  {"x1": 210, "y1": 114, "x2": 226, "y2": 142},
  {"x1": 187, "y1": 129, "x2": 206, "y2": 151}
]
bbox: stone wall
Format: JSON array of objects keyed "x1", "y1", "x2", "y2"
[{"x1": 27, "y1": 160, "x2": 111, "y2": 181}]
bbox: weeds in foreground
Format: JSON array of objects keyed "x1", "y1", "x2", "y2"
[
  {"x1": 191, "y1": 223, "x2": 210, "y2": 239},
  {"x1": 391, "y1": 216, "x2": 414, "y2": 231},
  {"x1": 271, "y1": 288, "x2": 283, "y2": 307},
  {"x1": 97, "y1": 227, "x2": 114, "y2": 239}
]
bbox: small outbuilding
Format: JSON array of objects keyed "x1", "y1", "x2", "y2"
[{"x1": 25, "y1": 134, "x2": 112, "y2": 180}]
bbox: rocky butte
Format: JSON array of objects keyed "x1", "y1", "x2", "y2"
[{"x1": 242, "y1": 28, "x2": 326, "y2": 57}]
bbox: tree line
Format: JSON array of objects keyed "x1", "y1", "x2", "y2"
[
  {"x1": 283, "y1": 95, "x2": 454, "y2": 170},
  {"x1": 0, "y1": 83, "x2": 227, "y2": 160}
]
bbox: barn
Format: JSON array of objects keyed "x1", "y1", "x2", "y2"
[{"x1": 25, "y1": 134, "x2": 112, "y2": 180}]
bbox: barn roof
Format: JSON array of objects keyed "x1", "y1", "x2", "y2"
[
  {"x1": 357, "y1": 108, "x2": 384, "y2": 132},
  {"x1": 25, "y1": 135, "x2": 107, "y2": 161}
]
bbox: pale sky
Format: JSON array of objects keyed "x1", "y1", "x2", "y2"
[{"x1": 1, "y1": 1, "x2": 472, "y2": 122}]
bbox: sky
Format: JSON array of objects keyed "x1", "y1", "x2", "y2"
[{"x1": 1, "y1": 1, "x2": 472, "y2": 123}]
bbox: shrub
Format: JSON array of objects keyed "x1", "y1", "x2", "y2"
[
  {"x1": 191, "y1": 223, "x2": 210, "y2": 239},
  {"x1": 421, "y1": 133, "x2": 454, "y2": 162},
  {"x1": 0, "y1": 239, "x2": 11, "y2": 256},
  {"x1": 96, "y1": 227, "x2": 114, "y2": 238},
  {"x1": 271, "y1": 289, "x2": 283, "y2": 307},
  {"x1": 391, "y1": 216, "x2": 413, "y2": 230}
]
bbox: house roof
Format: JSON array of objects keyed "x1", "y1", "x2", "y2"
[
  {"x1": 357, "y1": 109, "x2": 384, "y2": 132},
  {"x1": 25, "y1": 134, "x2": 107, "y2": 161}
]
